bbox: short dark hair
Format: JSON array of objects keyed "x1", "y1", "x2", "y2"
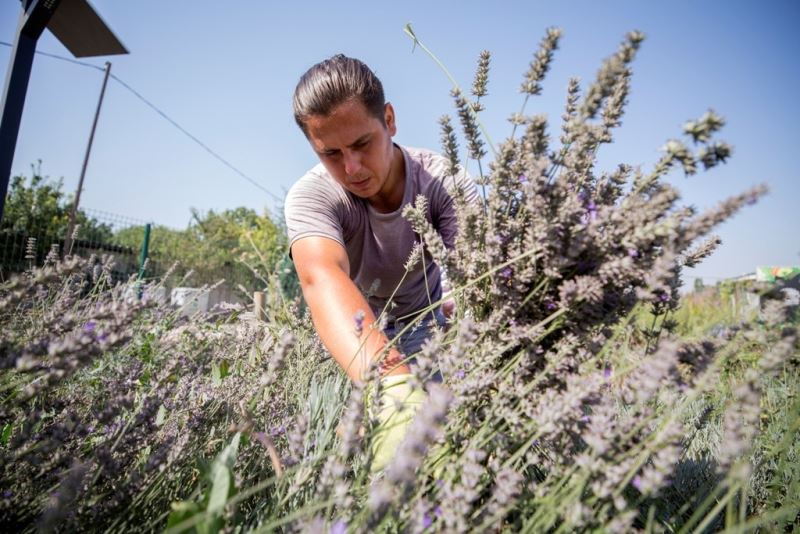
[{"x1": 293, "y1": 54, "x2": 386, "y2": 136}]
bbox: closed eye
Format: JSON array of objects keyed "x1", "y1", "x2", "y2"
[{"x1": 319, "y1": 137, "x2": 369, "y2": 157}]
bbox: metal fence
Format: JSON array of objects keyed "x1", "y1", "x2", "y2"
[
  {"x1": 0, "y1": 207, "x2": 149, "y2": 283},
  {"x1": 1, "y1": 206, "x2": 294, "y2": 304}
]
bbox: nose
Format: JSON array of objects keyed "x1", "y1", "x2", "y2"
[{"x1": 343, "y1": 149, "x2": 362, "y2": 176}]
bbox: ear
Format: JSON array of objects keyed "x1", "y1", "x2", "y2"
[{"x1": 384, "y1": 102, "x2": 397, "y2": 136}]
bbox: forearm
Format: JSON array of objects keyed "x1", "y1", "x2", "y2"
[{"x1": 301, "y1": 268, "x2": 408, "y2": 382}]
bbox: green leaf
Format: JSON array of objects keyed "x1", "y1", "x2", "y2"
[
  {"x1": 247, "y1": 344, "x2": 258, "y2": 366},
  {"x1": 137, "y1": 445, "x2": 152, "y2": 467},
  {"x1": 194, "y1": 432, "x2": 241, "y2": 534},
  {"x1": 206, "y1": 461, "x2": 231, "y2": 515},
  {"x1": 197, "y1": 515, "x2": 222, "y2": 534},
  {"x1": 1, "y1": 423, "x2": 12, "y2": 446},
  {"x1": 211, "y1": 360, "x2": 230, "y2": 385},
  {"x1": 166, "y1": 500, "x2": 201, "y2": 530},
  {"x1": 139, "y1": 369, "x2": 151, "y2": 387},
  {"x1": 403, "y1": 23, "x2": 419, "y2": 52},
  {"x1": 165, "y1": 433, "x2": 240, "y2": 534},
  {"x1": 155, "y1": 405, "x2": 167, "y2": 427}
]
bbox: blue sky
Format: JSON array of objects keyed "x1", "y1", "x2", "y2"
[{"x1": 1, "y1": 0, "x2": 798, "y2": 285}]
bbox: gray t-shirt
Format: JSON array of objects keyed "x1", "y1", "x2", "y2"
[{"x1": 284, "y1": 144, "x2": 477, "y2": 321}]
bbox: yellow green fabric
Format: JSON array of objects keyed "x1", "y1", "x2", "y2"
[{"x1": 370, "y1": 373, "x2": 426, "y2": 473}]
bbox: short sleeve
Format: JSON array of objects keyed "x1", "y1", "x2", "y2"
[{"x1": 284, "y1": 172, "x2": 346, "y2": 249}]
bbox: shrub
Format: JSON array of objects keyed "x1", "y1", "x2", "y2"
[{"x1": 0, "y1": 26, "x2": 797, "y2": 533}]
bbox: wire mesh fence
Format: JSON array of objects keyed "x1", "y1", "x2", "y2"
[
  {"x1": 0, "y1": 206, "x2": 149, "y2": 284},
  {"x1": 1, "y1": 202, "x2": 294, "y2": 308}
]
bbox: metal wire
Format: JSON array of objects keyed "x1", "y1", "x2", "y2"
[
  {"x1": 0, "y1": 204, "x2": 150, "y2": 282},
  {"x1": 0, "y1": 40, "x2": 282, "y2": 201}
]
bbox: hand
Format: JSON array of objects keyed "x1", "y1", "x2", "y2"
[{"x1": 441, "y1": 297, "x2": 456, "y2": 319}]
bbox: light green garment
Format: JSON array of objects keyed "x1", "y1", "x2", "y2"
[{"x1": 370, "y1": 373, "x2": 426, "y2": 473}]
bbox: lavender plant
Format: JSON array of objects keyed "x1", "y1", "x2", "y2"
[
  {"x1": 0, "y1": 253, "x2": 338, "y2": 532},
  {"x1": 0, "y1": 25, "x2": 797, "y2": 534},
  {"x1": 378, "y1": 25, "x2": 792, "y2": 532}
]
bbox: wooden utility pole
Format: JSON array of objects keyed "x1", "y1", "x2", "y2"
[{"x1": 64, "y1": 61, "x2": 111, "y2": 256}]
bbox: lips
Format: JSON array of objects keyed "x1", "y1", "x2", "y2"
[{"x1": 350, "y1": 177, "x2": 370, "y2": 188}]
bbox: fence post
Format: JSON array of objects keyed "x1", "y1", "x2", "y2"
[
  {"x1": 138, "y1": 223, "x2": 151, "y2": 280},
  {"x1": 136, "y1": 223, "x2": 151, "y2": 300},
  {"x1": 254, "y1": 291, "x2": 266, "y2": 321}
]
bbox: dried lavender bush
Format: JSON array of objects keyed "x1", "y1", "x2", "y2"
[
  {"x1": 666, "y1": 290, "x2": 800, "y2": 530},
  {"x1": 334, "y1": 26, "x2": 795, "y2": 533},
  {"x1": 230, "y1": 28, "x2": 796, "y2": 534},
  {"x1": 1, "y1": 27, "x2": 798, "y2": 534},
  {"x1": 0, "y1": 252, "x2": 344, "y2": 532}
]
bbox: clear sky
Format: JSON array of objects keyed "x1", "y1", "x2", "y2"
[{"x1": 1, "y1": 0, "x2": 798, "y2": 286}]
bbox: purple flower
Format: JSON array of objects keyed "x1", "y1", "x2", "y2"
[
  {"x1": 500, "y1": 267, "x2": 513, "y2": 280},
  {"x1": 579, "y1": 196, "x2": 599, "y2": 225},
  {"x1": 546, "y1": 301, "x2": 557, "y2": 311},
  {"x1": 627, "y1": 248, "x2": 639, "y2": 258},
  {"x1": 330, "y1": 519, "x2": 347, "y2": 534},
  {"x1": 586, "y1": 201, "x2": 598, "y2": 220},
  {"x1": 632, "y1": 476, "x2": 643, "y2": 491},
  {"x1": 659, "y1": 293, "x2": 671, "y2": 303},
  {"x1": 2, "y1": 490, "x2": 12, "y2": 498},
  {"x1": 519, "y1": 174, "x2": 528, "y2": 183},
  {"x1": 422, "y1": 513, "x2": 433, "y2": 529},
  {"x1": 83, "y1": 321, "x2": 96, "y2": 332},
  {"x1": 353, "y1": 310, "x2": 365, "y2": 336},
  {"x1": 434, "y1": 506, "x2": 442, "y2": 517},
  {"x1": 104, "y1": 420, "x2": 121, "y2": 435},
  {"x1": 456, "y1": 370, "x2": 466, "y2": 379},
  {"x1": 580, "y1": 415, "x2": 590, "y2": 423}
]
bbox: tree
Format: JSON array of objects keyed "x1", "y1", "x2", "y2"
[
  {"x1": 1, "y1": 164, "x2": 295, "y2": 293},
  {"x1": 114, "y1": 207, "x2": 289, "y2": 292},
  {"x1": 1, "y1": 162, "x2": 115, "y2": 271}
]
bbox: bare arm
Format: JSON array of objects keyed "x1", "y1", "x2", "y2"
[{"x1": 291, "y1": 236, "x2": 409, "y2": 382}]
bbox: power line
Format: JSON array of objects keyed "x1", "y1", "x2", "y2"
[
  {"x1": 107, "y1": 73, "x2": 282, "y2": 202},
  {"x1": 0, "y1": 40, "x2": 282, "y2": 202},
  {"x1": 19, "y1": 46, "x2": 105, "y2": 71}
]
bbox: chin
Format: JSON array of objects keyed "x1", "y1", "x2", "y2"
[
  {"x1": 347, "y1": 179, "x2": 378, "y2": 198},
  {"x1": 349, "y1": 189, "x2": 371, "y2": 199}
]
